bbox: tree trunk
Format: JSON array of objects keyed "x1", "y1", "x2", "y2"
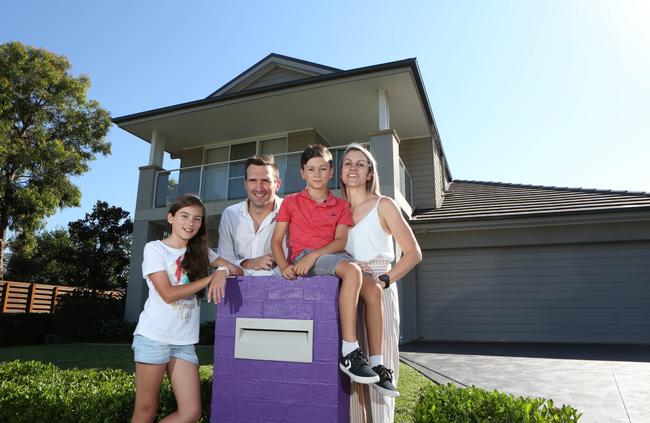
[{"x1": 0, "y1": 208, "x2": 7, "y2": 280}]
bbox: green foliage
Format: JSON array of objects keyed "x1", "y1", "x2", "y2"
[
  {"x1": 414, "y1": 383, "x2": 582, "y2": 423},
  {"x1": 52, "y1": 290, "x2": 134, "y2": 342},
  {"x1": 6, "y1": 201, "x2": 132, "y2": 289},
  {"x1": 0, "y1": 313, "x2": 53, "y2": 346},
  {"x1": 0, "y1": 41, "x2": 112, "y2": 278},
  {"x1": 0, "y1": 360, "x2": 213, "y2": 422}
]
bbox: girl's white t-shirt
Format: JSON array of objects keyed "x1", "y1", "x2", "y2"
[{"x1": 133, "y1": 240, "x2": 218, "y2": 345}]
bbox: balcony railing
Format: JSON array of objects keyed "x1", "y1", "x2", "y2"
[{"x1": 153, "y1": 145, "x2": 357, "y2": 208}]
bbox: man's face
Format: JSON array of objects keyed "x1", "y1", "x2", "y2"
[{"x1": 245, "y1": 164, "x2": 280, "y2": 210}]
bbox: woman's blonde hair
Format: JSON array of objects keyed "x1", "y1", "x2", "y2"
[{"x1": 340, "y1": 143, "x2": 381, "y2": 199}]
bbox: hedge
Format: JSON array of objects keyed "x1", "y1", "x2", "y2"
[
  {"x1": 0, "y1": 360, "x2": 212, "y2": 422},
  {"x1": 415, "y1": 383, "x2": 582, "y2": 422}
]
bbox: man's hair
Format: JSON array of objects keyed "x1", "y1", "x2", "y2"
[
  {"x1": 300, "y1": 144, "x2": 332, "y2": 169},
  {"x1": 244, "y1": 154, "x2": 279, "y2": 180}
]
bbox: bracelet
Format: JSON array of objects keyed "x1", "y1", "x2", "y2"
[{"x1": 216, "y1": 266, "x2": 230, "y2": 277}]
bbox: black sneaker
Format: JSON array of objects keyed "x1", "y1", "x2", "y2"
[
  {"x1": 371, "y1": 365, "x2": 400, "y2": 397},
  {"x1": 339, "y1": 348, "x2": 380, "y2": 384}
]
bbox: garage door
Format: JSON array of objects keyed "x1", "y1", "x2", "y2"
[{"x1": 416, "y1": 241, "x2": 650, "y2": 344}]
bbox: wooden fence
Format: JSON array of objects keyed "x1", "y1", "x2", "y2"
[{"x1": 0, "y1": 281, "x2": 120, "y2": 314}]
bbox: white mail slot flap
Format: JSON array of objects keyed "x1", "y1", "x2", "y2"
[{"x1": 234, "y1": 318, "x2": 313, "y2": 363}]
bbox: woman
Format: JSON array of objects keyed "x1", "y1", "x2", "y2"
[{"x1": 341, "y1": 143, "x2": 422, "y2": 422}]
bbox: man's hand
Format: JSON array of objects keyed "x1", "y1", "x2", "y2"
[
  {"x1": 294, "y1": 252, "x2": 317, "y2": 276},
  {"x1": 207, "y1": 270, "x2": 227, "y2": 304},
  {"x1": 243, "y1": 255, "x2": 277, "y2": 271},
  {"x1": 281, "y1": 264, "x2": 297, "y2": 280}
]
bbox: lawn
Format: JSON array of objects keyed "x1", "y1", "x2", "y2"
[{"x1": 0, "y1": 343, "x2": 433, "y2": 421}]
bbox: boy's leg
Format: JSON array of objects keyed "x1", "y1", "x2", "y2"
[
  {"x1": 160, "y1": 357, "x2": 202, "y2": 423},
  {"x1": 334, "y1": 260, "x2": 362, "y2": 343},
  {"x1": 360, "y1": 275, "x2": 384, "y2": 357},
  {"x1": 132, "y1": 363, "x2": 166, "y2": 423}
]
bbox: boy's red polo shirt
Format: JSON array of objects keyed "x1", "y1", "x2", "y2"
[{"x1": 276, "y1": 189, "x2": 353, "y2": 262}]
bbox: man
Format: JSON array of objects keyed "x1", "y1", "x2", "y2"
[{"x1": 215, "y1": 154, "x2": 283, "y2": 276}]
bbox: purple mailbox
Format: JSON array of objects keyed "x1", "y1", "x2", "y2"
[{"x1": 211, "y1": 276, "x2": 350, "y2": 423}]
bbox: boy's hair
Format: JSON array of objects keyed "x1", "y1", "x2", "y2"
[
  {"x1": 340, "y1": 143, "x2": 381, "y2": 198},
  {"x1": 168, "y1": 194, "x2": 209, "y2": 295},
  {"x1": 245, "y1": 154, "x2": 279, "y2": 180},
  {"x1": 300, "y1": 144, "x2": 333, "y2": 169}
]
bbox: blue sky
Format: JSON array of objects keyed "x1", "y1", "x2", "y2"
[{"x1": 3, "y1": 0, "x2": 649, "y2": 230}]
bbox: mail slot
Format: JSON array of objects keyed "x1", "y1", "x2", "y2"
[{"x1": 234, "y1": 317, "x2": 313, "y2": 363}]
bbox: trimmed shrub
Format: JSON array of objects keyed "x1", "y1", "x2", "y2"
[
  {"x1": 52, "y1": 290, "x2": 134, "y2": 342},
  {"x1": 0, "y1": 313, "x2": 53, "y2": 346},
  {"x1": 0, "y1": 360, "x2": 212, "y2": 422},
  {"x1": 415, "y1": 383, "x2": 581, "y2": 422}
]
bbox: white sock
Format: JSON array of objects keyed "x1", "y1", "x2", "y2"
[
  {"x1": 342, "y1": 340, "x2": 359, "y2": 357},
  {"x1": 370, "y1": 354, "x2": 383, "y2": 368}
]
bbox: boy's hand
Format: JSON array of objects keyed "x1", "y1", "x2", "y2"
[
  {"x1": 207, "y1": 271, "x2": 227, "y2": 304},
  {"x1": 294, "y1": 253, "x2": 317, "y2": 276},
  {"x1": 281, "y1": 264, "x2": 297, "y2": 280}
]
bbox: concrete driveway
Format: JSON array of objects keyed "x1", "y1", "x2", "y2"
[{"x1": 400, "y1": 342, "x2": 650, "y2": 423}]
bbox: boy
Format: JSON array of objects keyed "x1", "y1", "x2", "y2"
[{"x1": 271, "y1": 144, "x2": 379, "y2": 385}]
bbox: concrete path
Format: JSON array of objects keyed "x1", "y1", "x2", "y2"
[{"x1": 400, "y1": 342, "x2": 650, "y2": 423}]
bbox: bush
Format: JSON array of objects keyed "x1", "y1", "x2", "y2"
[
  {"x1": 52, "y1": 290, "x2": 134, "y2": 342},
  {"x1": 415, "y1": 383, "x2": 581, "y2": 422},
  {"x1": 0, "y1": 360, "x2": 212, "y2": 422},
  {"x1": 0, "y1": 313, "x2": 53, "y2": 346}
]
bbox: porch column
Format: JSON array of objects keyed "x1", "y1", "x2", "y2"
[
  {"x1": 149, "y1": 130, "x2": 166, "y2": 167},
  {"x1": 378, "y1": 88, "x2": 390, "y2": 130},
  {"x1": 369, "y1": 129, "x2": 400, "y2": 199},
  {"x1": 124, "y1": 164, "x2": 165, "y2": 322}
]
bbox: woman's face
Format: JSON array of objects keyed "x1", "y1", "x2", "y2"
[{"x1": 341, "y1": 149, "x2": 372, "y2": 189}]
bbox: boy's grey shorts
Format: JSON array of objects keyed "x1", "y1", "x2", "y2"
[{"x1": 294, "y1": 249, "x2": 356, "y2": 276}]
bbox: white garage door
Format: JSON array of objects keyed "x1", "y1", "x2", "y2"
[{"x1": 416, "y1": 241, "x2": 650, "y2": 344}]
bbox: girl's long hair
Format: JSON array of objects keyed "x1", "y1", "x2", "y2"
[
  {"x1": 340, "y1": 143, "x2": 381, "y2": 199},
  {"x1": 167, "y1": 194, "x2": 209, "y2": 293}
]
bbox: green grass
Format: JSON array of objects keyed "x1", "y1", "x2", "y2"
[{"x1": 0, "y1": 343, "x2": 433, "y2": 421}]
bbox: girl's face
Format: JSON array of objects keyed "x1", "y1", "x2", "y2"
[
  {"x1": 167, "y1": 205, "x2": 204, "y2": 242},
  {"x1": 341, "y1": 149, "x2": 372, "y2": 188}
]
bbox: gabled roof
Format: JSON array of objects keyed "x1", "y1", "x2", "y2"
[
  {"x1": 208, "y1": 53, "x2": 341, "y2": 97},
  {"x1": 413, "y1": 180, "x2": 650, "y2": 223}
]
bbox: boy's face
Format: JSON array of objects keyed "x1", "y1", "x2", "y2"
[{"x1": 300, "y1": 156, "x2": 333, "y2": 191}]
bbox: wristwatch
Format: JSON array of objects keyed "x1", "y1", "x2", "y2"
[{"x1": 378, "y1": 274, "x2": 391, "y2": 289}]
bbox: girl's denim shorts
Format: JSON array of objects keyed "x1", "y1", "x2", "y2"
[{"x1": 132, "y1": 334, "x2": 199, "y2": 365}]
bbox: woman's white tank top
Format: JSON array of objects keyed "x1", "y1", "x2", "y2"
[{"x1": 346, "y1": 197, "x2": 395, "y2": 274}]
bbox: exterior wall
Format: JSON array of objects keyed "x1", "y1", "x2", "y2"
[
  {"x1": 413, "y1": 219, "x2": 650, "y2": 344},
  {"x1": 180, "y1": 147, "x2": 204, "y2": 167},
  {"x1": 246, "y1": 67, "x2": 312, "y2": 91},
  {"x1": 287, "y1": 129, "x2": 329, "y2": 152},
  {"x1": 400, "y1": 137, "x2": 435, "y2": 210}
]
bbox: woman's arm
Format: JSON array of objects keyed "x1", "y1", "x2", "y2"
[{"x1": 379, "y1": 197, "x2": 422, "y2": 283}]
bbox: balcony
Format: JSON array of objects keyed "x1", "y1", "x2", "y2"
[{"x1": 153, "y1": 144, "x2": 413, "y2": 209}]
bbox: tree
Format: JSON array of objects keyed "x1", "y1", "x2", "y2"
[
  {"x1": 67, "y1": 201, "x2": 133, "y2": 290},
  {"x1": 6, "y1": 201, "x2": 133, "y2": 290},
  {"x1": 0, "y1": 41, "x2": 112, "y2": 279}
]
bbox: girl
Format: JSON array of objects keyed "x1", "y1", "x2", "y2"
[
  {"x1": 341, "y1": 144, "x2": 422, "y2": 423},
  {"x1": 131, "y1": 194, "x2": 240, "y2": 423}
]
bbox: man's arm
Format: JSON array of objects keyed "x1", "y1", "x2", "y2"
[{"x1": 294, "y1": 224, "x2": 349, "y2": 276}]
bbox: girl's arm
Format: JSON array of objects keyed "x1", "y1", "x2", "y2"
[
  {"x1": 210, "y1": 256, "x2": 243, "y2": 276},
  {"x1": 379, "y1": 197, "x2": 422, "y2": 283},
  {"x1": 149, "y1": 270, "x2": 226, "y2": 304}
]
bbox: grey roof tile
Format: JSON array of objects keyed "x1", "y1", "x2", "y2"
[{"x1": 413, "y1": 180, "x2": 650, "y2": 223}]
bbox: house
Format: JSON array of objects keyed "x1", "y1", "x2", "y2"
[{"x1": 114, "y1": 54, "x2": 650, "y2": 345}]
